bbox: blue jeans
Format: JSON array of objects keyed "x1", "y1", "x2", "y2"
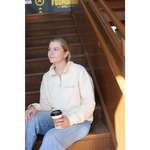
[{"x1": 25, "y1": 111, "x2": 91, "y2": 150}]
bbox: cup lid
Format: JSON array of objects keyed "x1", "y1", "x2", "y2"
[{"x1": 51, "y1": 110, "x2": 62, "y2": 116}]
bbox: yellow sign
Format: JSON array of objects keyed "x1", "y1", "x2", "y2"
[
  {"x1": 35, "y1": 0, "x2": 45, "y2": 6},
  {"x1": 51, "y1": 0, "x2": 79, "y2": 8}
]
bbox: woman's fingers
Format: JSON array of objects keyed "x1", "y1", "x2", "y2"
[
  {"x1": 25, "y1": 110, "x2": 32, "y2": 123},
  {"x1": 55, "y1": 115, "x2": 70, "y2": 129},
  {"x1": 25, "y1": 105, "x2": 36, "y2": 123}
]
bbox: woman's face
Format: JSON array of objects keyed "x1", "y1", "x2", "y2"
[{"x1": 48, "y1": 41, "x2": 69, "y2": 64}]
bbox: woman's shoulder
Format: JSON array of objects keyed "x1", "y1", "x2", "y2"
[
  {"x1": 70, "y1": 62, "x2": 86, "y2": 72},
  {"x1": 42, "y1": 70, "x2": 51, "y2": 80},
  {"x1": 69, "y1": 62, "x2": 89, "y2": 77}
]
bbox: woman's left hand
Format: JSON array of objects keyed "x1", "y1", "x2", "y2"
[{"x1": 55, "y1": 115, "x2": 70, "y2": 129}]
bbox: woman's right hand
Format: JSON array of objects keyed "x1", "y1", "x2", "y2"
[{"x1": 25, "y1": 105, "x2": 36, "y2": 123}]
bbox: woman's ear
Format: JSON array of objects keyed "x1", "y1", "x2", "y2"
[{"x1": 64, "y1": 51, "x2": 69, "y2": 58}]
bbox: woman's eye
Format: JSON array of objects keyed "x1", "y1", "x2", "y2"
[{"x1": 55, "y1": 49, "x2": 58, "y2": 51}]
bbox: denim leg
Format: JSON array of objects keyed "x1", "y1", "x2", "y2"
[
  {"x1": 39, "y1": 121, "x2": 91, "y2": 150},
  {"x1": 25, "y1": 111, "x2": 55, "y2": 150}
]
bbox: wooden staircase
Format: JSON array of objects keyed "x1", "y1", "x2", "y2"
[{"x1": 25, "y1": 11, "x2": 111, "y2": 150}]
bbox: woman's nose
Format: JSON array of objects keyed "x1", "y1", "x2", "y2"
[
  {"x1": 48, "y1": 50, "x2": 52, "y2": 57},
  {"x1": 49, "y1": 49, "x2": 53, "y2": 55}
]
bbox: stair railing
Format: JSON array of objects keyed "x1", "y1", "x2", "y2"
[
  {"x1": 89, "y1": 0, "x2": 125, "y2": 63},
  {"x1": 79, "y1": 0, "x2": 128, "y2": 149},
  {"x1": 79, "y1": 0, "x2": 125, "y2": 96},
  {"x1": 96, "y1": 0, "x2": 128, "y2": 61},
  {"x1": 98, "y1": 0, "x2": 125, "y2": 39}
]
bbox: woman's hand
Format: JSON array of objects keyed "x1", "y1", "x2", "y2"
[
  {"x1": 25, "y1": 105, "x2": 36, "y2": 123},
  {"x1": 55, "y1": 115, "x2": 70, "y2": 129}
]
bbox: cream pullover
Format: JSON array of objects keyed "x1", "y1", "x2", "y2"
[{"x1": 30, "y1": 61, "x2": 95, "y2": 126}]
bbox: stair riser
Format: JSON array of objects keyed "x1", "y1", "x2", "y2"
[
  {"x1": 80, "y1": 34, "x2": 98, "y2": 43},
  {"x1": 25, "y1": 35, "x2": 79, "y2": 47},
  {"x1": 26, "y1": 45, "x2": 82, "y2": 59},
  {"x1": 26, "y1": 13, "x2": 72, "y2": 23},
  {"x1": 25, "y1": 92, "x2": 40, "y2": 107},
  {"x1": 77, "y1": 25, "x2": 95, "y2": 34},
  {"x1": 25, "y1": 57, "x2": 88, "y2": 74},
  {"x1": 26, "y1": 27, "x2": 77, "y2": 37},
  {"x1": 26, "y1": 74, "x2": 43, "y2": 90},
  {"x1": 25, "y1": 20, "x2": 74, "y2": 30},
  {"x1": 73, "y1": 18, "x2": 90, "y2": 25},
  {"x1": 89, "y1": 55, "x2": 109, "y2": 68},
  {"x1": 83, "y1": 43, "x2": 104, "y2": 54}
]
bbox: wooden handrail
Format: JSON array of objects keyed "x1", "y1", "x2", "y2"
[
  {"x1": 89, "y1": 0, "x2": 125, "y2": 63},
  {"x1": 98, "y1": 0, "x2": 125, "y2": 39},
  {"x1": 80, "y1": 0, "x2": 124, "y2": 82}
]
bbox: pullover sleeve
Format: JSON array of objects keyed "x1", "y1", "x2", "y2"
[
  {"x1": 28, "y1": 75, "x2": 52, "y2": 111},
  {"x1": 67, "y1": 68, "x2": 95, "y2": 126}
]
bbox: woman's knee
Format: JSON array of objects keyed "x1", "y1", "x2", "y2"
[
  {"x1": 26, "y1": 111, "x2": 45, "y2": 125},
  {"x1": 27, "y1": 113, "x2": 36, "y2": 124},
  {"x1": 43, "y1": 130, "x2": 54, "y2": 142}
]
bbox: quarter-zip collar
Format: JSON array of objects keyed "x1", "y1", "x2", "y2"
[{"x1": 49, "y1": 61, "x2": 73, "y2": 76}]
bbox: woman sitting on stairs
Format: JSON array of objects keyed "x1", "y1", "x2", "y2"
[{"x1": 25, "y1": 37, "x2": 95, "y2": 150}]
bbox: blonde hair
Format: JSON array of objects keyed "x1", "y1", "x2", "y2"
[{"x1": 50, "y1": 37, "x2": 71, "y2": 61}]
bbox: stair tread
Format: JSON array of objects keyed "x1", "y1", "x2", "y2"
[
  {"x1": 25, "y1": 33, "x2": 78, "y2": 40},
  {"x1": 25, "y1": 42, "x2": 100, "y2": 51},
  {"x1": 25, "y1": 17, "x2": 73, "y2": 24},
  {"x1": 25, "y1": 43, "x2": 82, "y2": 51},
  {"x1": 25, "y1": 11, "x2": 71, "y2": 17},
  {"x1": 35, "y1": 122, "x2": 109, "y2": 143},
  {"x1": 25, "y1": 67, "x2": 90, "y2": 79},
  {"x1": 25, "y1": 25, "x2": 76, "y2": 32},
  {"x1": 25, "y1": 54, "x2": 85, "y2": 62},
  {"x1": 26, "y1": 72, "x2": 45, "y2": 77},
  {"x1": 25, "y1": 32, "x2": 95, "y2": 40},
  {"x1": 22, "y1": 90, "x2": 40, "y2": 94},
  {"x1": 26, "y1": 12, "x2": 72, "y2": 23},
  {"x1": 25, "y1": 24, "x2": 92, "y2": 32}
]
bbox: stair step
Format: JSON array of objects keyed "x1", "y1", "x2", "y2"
[
  {"x1": 25, "y1": 33, "x2": 79, "y2": 47},
  {"x1": 32, "y1": 122, "x2": 110, "y2": 150},
  {"x1": 25, "y1": 55, "x2": 88, "y2": 74},
  {"x1": 25, "y1": 18, "x2": 74, "y2": 30},
  {"x1": 25, "y1": 25, "x2": 77, "y2": 37},
  {"x1": 26, "y1": 12, "x2": 72, "y2": 23},
  {"x1": 83, "y1": 42, "x2": 104, "y2": 54},
  {"x1": 25, "y1": 90, "x2": 40, "y2": 107},
  {"x1": 25, "y1": 24, "x2": 94, "y2": 38},
  {"x1": 25, "y1": 43, "x2": 83, "y2": 59},
  {"x1": 22, "y1": 72, "x2": 44, "y2": 92}
]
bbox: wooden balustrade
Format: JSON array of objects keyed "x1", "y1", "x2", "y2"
[
  {"x1": 79, "y1": 0, "x2": 125, "y2": 149},
  {"x1": 89, "y1": 0, "x2": 125, "y2": 63},
  {"x1": 98, "y1": 0, "x2": 125, "y2": 39}
]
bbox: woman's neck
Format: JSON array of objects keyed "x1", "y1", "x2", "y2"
[{"x1": 54, "y1": 61, "x2": 67, "y2": 76}]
